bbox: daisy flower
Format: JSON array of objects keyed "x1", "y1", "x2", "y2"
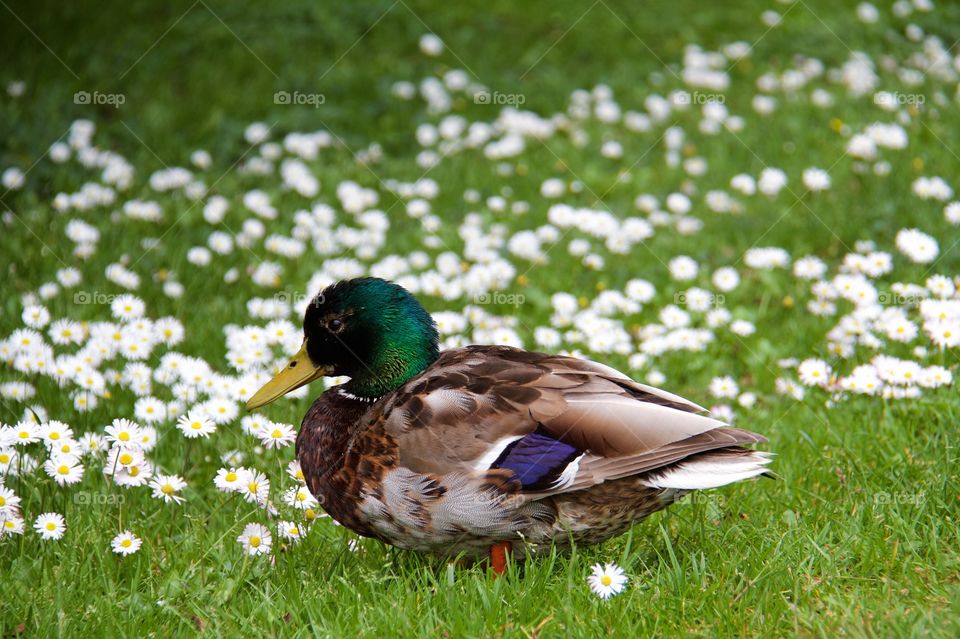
[
  {"x1": 44, "y1": 454, "x2": 84, "y2": 485},
  {"x1": 105, "y1": 447, "x2": 145, "y2": 473},
  {"x1": 709, "y1": 376, "x2": 740, "y2": 399},
  {"x1": 111, "y1": 531, "x2": 142, "y2": 556},
  {"x1": 149, "y1": 473, "x2": 187, "y2": 504},
  {"x1": 110, "y1": 294, "x2": 146, "y2": 321},
  {"x1": 283, "y1": 485, "x2": 319, "y2": 510},
  {"x1": 134, "y1": 397, "x2": 166, "y2": 424},
  {"x1": 287, "y1": 460, "x2": 305, "y2": 483},
  {"x1": 41, "y1": 420, "x2": 73, "y2": 445},
  {"x1": 105, "y1": 418, "x2": 142, "y2": 448},
  {"x1": 1, "y1": 516, "x2": 25, "y2": 537},
  {"x1": 237, "y1": 523, "x2": 272, "y2": 556},
  {"x1": 0, "y1": 486, "x2": 21, "y2": 516},
  {"x1": 240, "y1": 470, "x2": 270, "y2": 505},
  {"x1": 33, "y1": 512, "x2": 66, "y2": 540},
  {"x1": 0, "y1": 448, "x2": 17, "y2": 474},
  {"x1": 257, "y1": 421, "x2": 296, "y2": 449},
  {"x1": 798, "y1": 359, "x2": 832, "y2": 387},
  {"x1": 213, "y1": 467, "x2": 247, "y2": 493},
  {"x1": 802, "y1": 167, "x2": 831, "y2": 192},
  {"x1": 11, "y1": 421, "x2": 39, "y2": 445},
  {"x1": 895, "y1": 228, "x2": 938, "y2": 264},
  {"x1": 587, "y1": 563, "x2": 628, "y2": 599},
  {"x1": 277, "y1": 520, "x2": 304, "y2": 542},
  {"x1": 668, "y1": 256, "x2": 699, "y2": 281},
  {"x1": 177, "y1": 411, "x2": 216, "y2": 439},
  {"x1": 113, "y1": 462, "x2": 152, "y2": 487},
  {"x1": 203, "y1": 397, "x2": 239, "y2": 425}
]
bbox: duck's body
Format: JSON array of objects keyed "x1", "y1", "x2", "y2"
[
  {"x1": 248, "y1": 277, "x2": 770, "y2": 564},
  {"x1": 291, "y1": 342, "x2": 770, "y2": 559}
]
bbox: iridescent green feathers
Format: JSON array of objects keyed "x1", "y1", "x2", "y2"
[{"x1": 303, "y1": 277, "x2": 440, "y2": 398}]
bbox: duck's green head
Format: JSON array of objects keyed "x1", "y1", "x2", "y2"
[{"x1": 246, "y1": 277, "x2": 439, "y2": 408}]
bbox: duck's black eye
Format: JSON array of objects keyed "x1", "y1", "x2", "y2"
[{"x1": 328, "y1": 318, "x2": 344, "y2": 332}]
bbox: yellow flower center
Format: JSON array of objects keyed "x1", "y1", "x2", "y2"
[
  {"x1": 3, "y1": 521, "x2": 14, "y2": 529},
  {"x1": 305, "y1": 508, "x2": 317, "y2": 520},
  {"x1": 119, "y1": 432, "x2": 130, "y2": 442},
  {"x1": 601, "y1": 575, "x2": 612, "y2": 586},
  {"x1": 129, "y1": 467, "x2": 140, "y2": 477},
  {"x1": 50, "y1": 432, "x2": 60, "y2": 440},
  {"x1": 249, "y1": 536, "x2": 261, "y2": 548},
  {"x1": 0, "y1": 454, "x2": 8, "y2": 464},
  {"x1": 0, "y1": 497, "x2": 5, "y2": 506},
  {"x1": 57, "y1": 465, "x2": 69, "y2": 475},
  {"x1": 225, "y1": 472, "x2": 237, "y2": 482},
  {"x1": 119, "y1": 453, "x2": 133, "y2": 465},
  {"x1": 121, "y1": 539, "x2": 132, "y2": 548},
  {"x1": 248, "y1": 482, "x2": 259, "y2": 493},
  {"x1": 161, "y1": 484, "x2": 175, "y2": 495},
  {"x1": 191, "y1": 422, "x2": 202, "y2": 430},
  {"x1": 288, "y1": 526, "x2": 299, "y2": 536},
  {"x1": 46, "y1": 522, "x2": 56, "y2": 531},
  {"x1": 271, "y1": 429, "x2": 282, "y2": 439}
]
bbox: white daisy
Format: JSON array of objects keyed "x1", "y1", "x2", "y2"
[
  {"x1": 214, "y1": 467, "x2": 248, "y2": 492},
  {"x1": 44, "y1": 454, "x2": 84, "y2": 485},
  {"x1": 149, "y1": 473, "x2": 187, "y2": 504},
  {"x1": 257, "y1": 421, "x2": 296, "y2": 449},
  {"x1": 111, "y1": 531, "x2": 142, "y2": 556},
  {"x1": 33, "y1": 512, "x2": 66, "y2": 540},
  {"x1": 177, "y1": 411, "x2": 216, "y2": 439},
  {"x1": 587, "y1": 563, "x2": 628, "y2": 599},
  {"x1": 277, "y1": 520, "x2": 304, "y2": 542},
  {"x1": 237, "y1": 522, "x2": 272, "y2": 556}
]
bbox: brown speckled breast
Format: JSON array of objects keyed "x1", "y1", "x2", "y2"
[{"x1": 296, "y1": 389, "x2": 396, "y2": 539}]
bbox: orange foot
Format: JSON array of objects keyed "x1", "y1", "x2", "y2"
[{"x1": 489, "y1": 541, "x2": 511, "y2": 576}]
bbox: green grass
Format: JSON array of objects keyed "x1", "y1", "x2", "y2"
[{"x1": 2, "y1": 0, "x2": 960, "y2": 636}]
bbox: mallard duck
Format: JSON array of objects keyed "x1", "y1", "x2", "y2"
[{"x1": 247, "y1": 277, "x2": 771, "y2": 572}]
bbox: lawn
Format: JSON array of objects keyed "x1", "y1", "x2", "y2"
[{"x1": 1, "y1": 0, "x2": 959, "y2": 636}]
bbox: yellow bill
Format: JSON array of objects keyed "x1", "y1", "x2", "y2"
[{"x1": 246, "y1": 341, "x2": 332, "y2": 410}]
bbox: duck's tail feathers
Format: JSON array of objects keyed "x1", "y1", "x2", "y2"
[{"x1": 640, "y1": 448, "x2": 773, "y2": 490}]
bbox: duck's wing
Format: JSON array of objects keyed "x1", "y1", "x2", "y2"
[{"x1": 372, "y1": 345, "x2": 768, "y2": 498}]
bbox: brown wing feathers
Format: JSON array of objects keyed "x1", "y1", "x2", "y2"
[{"x1": 377, "y1": 345, "x2": 766, "y2": 495}]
